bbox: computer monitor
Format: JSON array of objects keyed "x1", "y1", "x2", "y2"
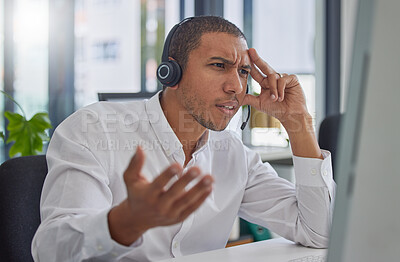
[
  {"x1": 327, "y1": 0, "x2": 400, "y2": 261},
  {"x1": 97, "y1": 92, "x2": 158, "y2": 102}
]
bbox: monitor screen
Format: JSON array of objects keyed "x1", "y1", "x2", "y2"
[{"x1": 327, "y1": 0, "x2": 400, "y2": 261}]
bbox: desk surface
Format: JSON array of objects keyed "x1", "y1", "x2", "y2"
[
  {"x1": 160, "y1": 238, "x2": 327, "y2": 262},
  {"x1": 250, "y1": 146, "x2": 292, "y2": 162}
]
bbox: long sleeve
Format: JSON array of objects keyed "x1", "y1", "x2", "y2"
[
  {"x1": 31, "y1": 109, "x2": 139, "y2": 261},
  {"x1": 238, "y1": 147, "x2": 335, "y2": 248}
]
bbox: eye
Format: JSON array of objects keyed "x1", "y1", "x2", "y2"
[
  {"x1": 240, "y1": 69, "x2": 250, "y2": 76},
  {"x1": 212, "y1": 63, "x2": 225, "y2": 68}
]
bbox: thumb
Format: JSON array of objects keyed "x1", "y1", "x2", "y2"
[
  {"x1": 124, "y1": 146, "x2": 146, "y2": 185},
  {"x1": 243, "y1": 93, "x2": 259, "y2": 108}
]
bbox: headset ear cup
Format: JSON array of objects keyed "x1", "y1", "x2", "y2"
[
  {"x1": 157, "y1": 60, "x2": 182, "y2": 87},
  {"x1": 157, "y1": 62, "x2": 171, "y2": 86},
  {"x1": 167, "y1": 60, "x2": 182, "y2": 87}
]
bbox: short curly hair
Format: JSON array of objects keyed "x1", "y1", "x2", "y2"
[{"x1": 168, "y1": 16, "x2": 246, "y2": 72}]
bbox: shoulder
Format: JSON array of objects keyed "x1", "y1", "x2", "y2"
[
  {"x1": 51, "y1": 101, "x2": 148, "y2": 145},
  {"x1": 81, "y1": 100, "x2": 146, "y2": 118},
  {"x1": 61, "y1": 100, "x2": 146, "y2": 127}
]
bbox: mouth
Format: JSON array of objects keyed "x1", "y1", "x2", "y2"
[{"x1": 215, "y1": 101, "x2": 239, "y2": 116}]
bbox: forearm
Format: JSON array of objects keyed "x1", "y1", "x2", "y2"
[
  {"x1": 290, "y1": 151, "x2": 336, "y2": 247},
  {"x1": 281, "y1": 113, "x2": 323, "y2": 159},
  {"x1": 239, "y1": 147, "x2": 334, "y2": 248}
]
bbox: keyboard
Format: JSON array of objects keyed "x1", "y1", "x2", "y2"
[{"x1": 288, "y1": 255, "x2": 326, "y2": 262}]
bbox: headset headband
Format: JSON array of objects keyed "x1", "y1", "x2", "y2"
[{"x1": 161, "y1": 17, "x2": 194, "y2": 62}]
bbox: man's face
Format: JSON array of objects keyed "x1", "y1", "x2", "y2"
[{"x1": 176, "y1": 32, "x2": 250, "y2": 131}]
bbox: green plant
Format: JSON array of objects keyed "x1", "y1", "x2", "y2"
[{"x1": 0, "y1": 91, "x2": 52, "y2": 157}]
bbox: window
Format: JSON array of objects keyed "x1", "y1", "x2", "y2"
[
  {"x1": 0, "y1": 0, "x2": 3, "y2": 94},
  {"x1": 12, "y1": 0, "x2": 49, "y2": 116},
  {"x1": 0, "y1": 0, "x2": 4, "y2": 162},
  {"x1": 0, "y1": 0, "x2": 322, "y2": 161},
  {"x1": 74, "y1": 0, "x2": 142, "y2": 108},
  {"x1": 250, "y1": 0, "x2": 317, "y2": 146},
  {"x1": 0, "y1": 0, "x2": 49, "y2": 162},
  {"x1": 74, "y1": 0, "x2": 180, "y2": 109}
]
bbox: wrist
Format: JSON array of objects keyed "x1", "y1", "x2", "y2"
[
  {"x1": 108, "y1": 201, "x2": 147, "y2": 246},
  {"x1": 281, "y1": 113, "x2": 323, "y2": 159},
  {"x1": 281, "y1": 112, "x2": 313, "y2": 134}
]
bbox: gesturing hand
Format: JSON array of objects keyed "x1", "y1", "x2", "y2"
[
  {"x1": 108, "y1": 146, "x2": 214, "y2": 246},
  {"x1": 243, "y1": 48, "x2": 309, "y2": 122}
]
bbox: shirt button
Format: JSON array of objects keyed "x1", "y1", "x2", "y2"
[
  {"x1": 173, "y1": 242, "x2": 179, "y2": 249},
  {"x1": 310, "y1": 168, "x2": 317, "y2": 175},
  {"x1": 97, "y1": 244, "x2": 103, "y2": 251},
  {"x1": 323, "y1": 170, "x2": 328, "y2": 176},
  {"x1": 112, "y1": 252, "x2": 118, "y2": 257}
]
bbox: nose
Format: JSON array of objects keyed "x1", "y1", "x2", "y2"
[{"x1": 223, "y1": 70, "x2": 244, "y2": 94}]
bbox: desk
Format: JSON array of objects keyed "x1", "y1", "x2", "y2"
[
  {"x1": 249, "y1": 146, "x2": 292, "y2": 163},
  {"x1": 160, "y1": 238, "x2": 327, "y2": 262}
]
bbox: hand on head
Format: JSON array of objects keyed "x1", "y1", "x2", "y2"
[{"x1": 243, "y1": 48, "x2": 308, "y2": 121}]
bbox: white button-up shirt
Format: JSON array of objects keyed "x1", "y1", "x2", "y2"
[{"x1": 32, "y1": 92, "x2": 335, "y2": 262}]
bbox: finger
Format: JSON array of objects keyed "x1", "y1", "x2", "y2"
[
  {"x1": 160, "y1": 167, "x2": 201, "y2": 206},
  {"x1": 277, "y1": 75, "x2": 286, "y2": 101},
  {"x1": 250, "y1": 65, "x2": 273, "y2": 100},
  {"x1": 150, "y1": 163, "x2": 183, "y2": 193},
  {"x1": 267, "y1": 73, "x2": 279, "y2": 101},
  {"x1": 248, "y1": 48, "x2": 276, "y2": 75},
  {"x1": 171, "y1": 175, "x2": 213, "y2": 217},
  {"x1": 124, "y1": 146, "x2": 146, "y2": 185},
  {"x1": 249, "y1": 62, "x2": 266, "y2": 84},
  {"x1": 242, "y1": 93, "x2": 259, "y2": 108},
  {"x1": 248, "y1": 48, "x2": 278, "y2": 100}
]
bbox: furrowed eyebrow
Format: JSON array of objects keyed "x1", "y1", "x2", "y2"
[{"x1": 208, "y1": 56, "x2": 251, "y2": 70}]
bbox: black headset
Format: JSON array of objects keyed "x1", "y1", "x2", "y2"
[
  {"x1": 157, "y1": 17, "x2": 251, "y2": 130},
  {"x1": 241, "y1": 86, "x2": 251, "y2": 130},
  {"x1": 156, "y1": 17, "x2": 193, "y2": 87}
]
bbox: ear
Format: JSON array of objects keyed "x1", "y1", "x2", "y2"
[
  {"x1": 169, "y1": 57, "x2": 183, "y2": 89},
  {"x1": 168, "y1": 57, "x2": 183, "y2": 90},
  {"x1": 165, "y1": 58, "x2": 182, "y2": 87},
  {"x1": 168, "y1": 84, "x2": 179, "y2": 90},
  {"x1": 169, "y1": 57, "x2": 180, "y2": 90}
]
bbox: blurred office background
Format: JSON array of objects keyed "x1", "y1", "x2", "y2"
[{"x1": 0, "y1": 0, "x2": 342, "y2": 163}]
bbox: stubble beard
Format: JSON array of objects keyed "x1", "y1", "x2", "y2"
[{"x1": 180, "y1": 89, "x2": 230, "y2": 132}]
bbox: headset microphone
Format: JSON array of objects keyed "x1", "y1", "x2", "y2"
[{"x1": 240, "y1": 85, "x2": 251, "y2": 130}]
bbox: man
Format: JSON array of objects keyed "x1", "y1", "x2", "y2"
[{"x1": 32, "y1": 16, "x2": 335, "y2": 261}]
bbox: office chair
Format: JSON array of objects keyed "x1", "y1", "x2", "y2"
[
  {"x1": 0, "y1": 155, "x2": 48, "y2": 262},
  {"x1": 318, "y1": 114, "x2": 342, "y2": 176}
]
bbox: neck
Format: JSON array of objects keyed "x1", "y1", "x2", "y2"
[{"x1": 160, "y1": 89, "x2": 207, "y2": 164}]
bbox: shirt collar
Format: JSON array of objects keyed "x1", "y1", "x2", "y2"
[{"x1": 145, "y1": 91, "x2": 210, "y2": 157}]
